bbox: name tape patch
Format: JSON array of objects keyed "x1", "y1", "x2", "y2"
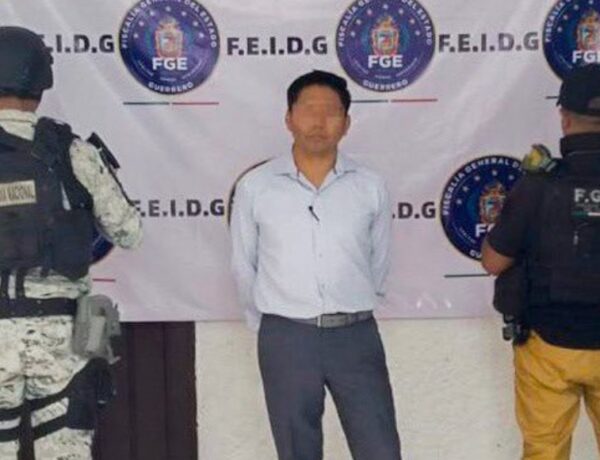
[
  {"x1": 573, "y1": 187, "x2": 600, "y2": 218},
  {"x1": 0, "y1": 180, "x2": 37, "y2": 208}
]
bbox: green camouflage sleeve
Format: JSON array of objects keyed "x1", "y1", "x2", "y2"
[{"x1": 69, "y1": 139, "x2": 142, "y2": 249}]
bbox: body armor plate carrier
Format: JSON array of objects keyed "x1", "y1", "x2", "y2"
[
  {"x1": 0, "y1": 117, "x2": 94, "y2": 280},
  {"x1": 530, "y1": 152, "x2": 600, "y2": 305}
]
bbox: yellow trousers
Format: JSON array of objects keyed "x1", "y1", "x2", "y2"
[{"x1": 514, "y1": 332, "x2": 600, "y2": 460}]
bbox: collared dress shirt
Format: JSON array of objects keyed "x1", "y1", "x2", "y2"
[
  {"x1": 230, "y1": 152, "x2": 392, "y2": 329},
  {"x1": 0, "y1": 109, "x2": 142, "y2": 299}
]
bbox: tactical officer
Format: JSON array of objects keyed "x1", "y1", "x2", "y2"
[
  {"x1": 0, "y1": 27, "x2": 142, "y2": 459},
  {"x1": 482, "y1": 64, "x2": 600, "y2": 459}
]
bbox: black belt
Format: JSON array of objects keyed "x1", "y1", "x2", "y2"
[
  {"x1": 0, "y1": 298, "x2": 77, "y2": 319},
  {"x1": 287, "y1": 310, "x2": 373, "y2": 328}
]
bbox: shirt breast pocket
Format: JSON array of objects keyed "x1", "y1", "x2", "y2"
[
  {"x1": 326, "y1": 200, "x2": 374, "y2": 247},
  {"x1": 254, "y1": 192, "x2": 310, "y2": 253}
]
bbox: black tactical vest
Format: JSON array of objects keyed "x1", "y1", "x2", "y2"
[
  {"x1": 530, "y1": 152, "x2": 600, "y2": 305},
  {"x1": 0, "y1": 117, "x2": 94, "y2": 280}
]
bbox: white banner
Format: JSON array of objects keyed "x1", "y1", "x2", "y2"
[{"x1": 0, "y1": 0, "x2": 583, "y2": 320}]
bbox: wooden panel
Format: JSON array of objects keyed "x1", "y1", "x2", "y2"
[
  {"x1": 164, "y1": 323, "x2": 198, "y2": 459},
  {"x1": 129, "y1": 322, "x2": 169, "y2": 460}
]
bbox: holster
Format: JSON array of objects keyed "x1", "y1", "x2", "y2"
[
  {"x1": 493, "y1": 262, "x2": 529, "y2": 317},
  {"x1": 30, "y1": 358, "x2": 115, "y2": 438},
  {"x1": 493, "y1": 262, "x2": 531, "y2": 345},
  {"x1": 72, "y1": 295, "x2": 121, "y2": 364},
  {"x1": 502, "y1": 315, "x2": 530, "y2": 346}
]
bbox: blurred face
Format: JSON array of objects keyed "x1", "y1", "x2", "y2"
[{"x1": 286, "y1": 85, "x2": 350, "y2": 157}]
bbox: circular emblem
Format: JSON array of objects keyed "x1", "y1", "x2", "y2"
[
  {"x1": 336, "y1": 0, "x2": 435, "y2": 92},
  {"x1": 544, "y1": 0, "x2": 600, "y2": 78},
  {"x1": 440, "y1": 156, "x2": 522, "y2": 260},
  {"x1": 119, "y1": 0, "x2": 220, "y2": 94},
  {"x1": 92, "y1": 230, "x2": 114, "y2": 264}
]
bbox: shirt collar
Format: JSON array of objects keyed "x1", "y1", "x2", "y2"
[
  {"x1": 559, "y1": 133, "x2": 600, "y2": 175},
  {"x1": 560, "y1": 132, "x2": 600, "y2": 157},
  {"x1": 272, "y1": 153, "x2": 297, "y2": 176},
  {"x1": 0, "y1": 109, "x2": 38, "y2": 125},
  {"x1": 272, "y1": 151, "x2": 358, "y2": 177}
]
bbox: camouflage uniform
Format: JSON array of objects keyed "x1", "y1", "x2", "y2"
[{"x1": 0, "y1": 109, "x2": 142, "y2": 459}]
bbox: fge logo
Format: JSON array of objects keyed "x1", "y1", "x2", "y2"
[
  {"x1": 152, "y1": 57, "x2": 188, "y2": 71},
  {"x1": 119, "y1": 0, "x2": 220, "y2": 94},
  {"x1": 367, "y1": 54, "x2": 403, "y2": 69},
  {"x1": 440, "y1": 156, "x2": 521, "y2": 260},
  {"x1": 151, "y1": 16, "x2": 188, "y2": 71},
  {"x1": 544, "y1": 0, "x2": 600, "y2": 77},
  {"x1": 336, "y1": 0, "x2": 435, "y2": 92}
]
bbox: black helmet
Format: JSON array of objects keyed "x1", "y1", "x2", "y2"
[{"x1": 0, "y1": 26, "x2": 53, "y2": 99}]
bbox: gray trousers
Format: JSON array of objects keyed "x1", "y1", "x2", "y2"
[{"x1": 258, "y1": 314, "x2": 402, "y2": 460}]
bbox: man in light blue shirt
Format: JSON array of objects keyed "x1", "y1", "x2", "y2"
[{"x1": 230, "y1": 70, "x2": 401, "y2": 460}]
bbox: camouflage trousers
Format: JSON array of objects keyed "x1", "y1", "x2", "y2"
[{"x1": 0, "y1": 315, "x2": 92, "y2": 460}]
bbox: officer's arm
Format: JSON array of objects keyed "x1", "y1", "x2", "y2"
[
  {"x1": 481, "y1": 238, "x2": 514, "y2": 276},
  {"x1": 481, "y1": 175, "x2": 541, "y2": 276},
  {"x1": 70, "y1": 139, "x2": 142, "y2": 249}
]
